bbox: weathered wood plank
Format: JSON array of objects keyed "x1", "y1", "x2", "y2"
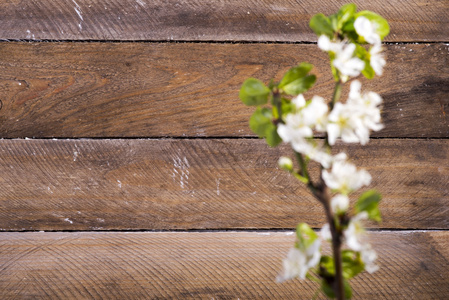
[
  {"x1": 0, "y1": 43, "x2": 447, "y2": 138},
  {"x1": 0, "y1": 231, "x2": 448, "y2": 299},
  {"x1": 0, "y1": 0, "x2": 447, "y2": 42},
  {"x1": 1, "y1": 139, "x2": 447, "y2": 231}
]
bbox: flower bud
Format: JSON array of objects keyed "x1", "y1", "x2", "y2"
[
  {"x1": 331, "y1": 194, "x2": 349, "y2": 214},
  {"x1": 278, "y1": 156, "x2": 293, "y2": 172}
]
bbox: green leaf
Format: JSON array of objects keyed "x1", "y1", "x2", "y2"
[
  {"x1": 281, "y1": 98, "x2": 294, "y2": 115},
  {"x1": 329, "y1": 14, "x2": 339, "y2": 32},
  {"x1": 341, "y1": 250, "x2": 365, "y2": 279},
  {"x1": 296, "y1": 223, "x2": 318, "y2": 250},
  {"x1": 249, "y1": 107, "x2": 282, "y2": 147},
  {"x1": 338, "y1": 3, "x2": 357, "y2": 28},
  {"x1": 344, "y1": 279, "x2": 353, "y2": 299},
  {"x1": 249, "y1": 107, "x2": 271, "y2": 136},
  {"x1": 362, "y1": 62, "x2": 375, "y2": 79},
  {"x1": 278, "y1": 63, "x2": 314, "y2": 89},
  {"x1": 321, "y1": 279, "x2": 352, "y2": 299},
  {"x1": 355, "y1": 11, "x2": 390, "y2": 40},
  {"x1": 355, "y1": 44, "x2": 375, "y2": 79},
  {"x1": 319, "y1": 255, "x2": 335, "y2": 276},
  {"x1": 321, "y1": 280, "x2": 336, "y2": 299},
  {"x1": 239, "y1": 78, "x2": 270, "y2": 106},
  {"x1": 282, "y1": 75, "x2": 316, "y2": 95},
  {"x1": 265, "y1": 126, "x2": 282, "y2": 147},
  {"x1": 355, "y1": 190, "x2": 382, "y2": 222},
  {"x1": 309, "y1": 13, "x2": 334, "y2": 38}
]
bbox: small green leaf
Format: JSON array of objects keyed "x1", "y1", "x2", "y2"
[
  {"x1": 319, "y1": 255, "x2": 335, "y2": 276},
  {"x1": 321, "y1": 280, "x2": 336, "y2": 299},
  {"x1": 329, "y1": 14, "x2": 339, "y2": 32},
  {"x1": 278, "y1": 63, "x2": 314, "y2": 89},
  {"x1": 296, "y1": 223, "x2": 318, "y2": 250},
  {"x1": 344, "y1": 279, "x2": 353, "y2": 299},
  {"x1": 321, "y1": 279, "x2": 352, "y2": 299},
  {"x1": 265, "y1": 126, "x2": 282, "y2": 147},
  {"x1": 282, "y1": 75, "x2": 316, "y2": 95},
  {"x1": 281, "y1": 98, "x2": 294, "y2": 115},
  {"x1": 355, "y1": 11, "x2": 390, "y2": 40},
  {"x1": 355, "y1": 190, "x2": 382, "y2": 222},
  {"x1": 341, "y1": 250, "x2": 365, "y2": 279},
  {"x1": 249, "y1": 107, "x2": 272, "y2": 136},
  {"x1": 239, "y1": 78, "x2": 270, "y2": 106},
  {"x1": 362, "y1": 62, "x2": 375, "y2": 79},
  {"x1": 309, "y1": 13, "x2": 334, "y2": 38},
  {"x1": 249, "y1": 107, "x2": 282, "y2": 147},
  {"x1": 355, "y1": 44, "x2": 375, "y2": 79},
  {"x1": 338, "y1": 3, "x2": 357, "y2": 28}
]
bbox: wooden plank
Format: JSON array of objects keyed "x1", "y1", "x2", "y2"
[
  {"x1": 0, "y1": 138, "x2": 447, "y2": 231},
  {"x1": 1, "y1": 231, "x2": 448, "y2": 299},
  {"x1": 0, "y1": 0, "x2": 447, "y2": 42},
  {"x1": 0, "y1": 43, "x2": 447, "y2": 138}
]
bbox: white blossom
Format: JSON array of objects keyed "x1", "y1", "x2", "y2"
[
  {"x1": 277, "y1": 239, "x2": 321, "y2": 282},
  {"x1": 277, "y1": 95, "x2": 332, "y2": 168},
  {"x1": 332, "y1": 43, "x2": 365, "y2": 82},
  {"x1": 327, "y1": 81, "x2": 383, "y2": 145},
  {"x1": 320, "y1": 223, "x2": 332, "y2": 241},
  {"x1": 318, "y1": 35, "x2": 342, "y2": 52},
  {"x1": 354, "y1": 17, "x2": 381, "y2": 45},
  {"x1": 302, "y1": 95, "x2": 328, "y2": 132},
  {"x1": 318, "y1": 35, "x2": 365, "y2": 82},
  {"x1": 344, "y1": 211, "x2": 368, "y2": 251},
  {"x1": 331, "y1": 194, "x2": 349, "y2": 214},
  {"x1": 278, "y1": 156, "x2": 293, "y2": 171},
  {"x1": 322, "y1": 154, "x2": 371, "y2": 194},
  {"x1": 305, "y1": 145, "x2": 333, "y2": 169},
  {"x1": 361, "y1": 245, "x2": 379, "y2": 273},
  {"x1": 369, "y1": 43, "x2": 386, "y2": 76},
  {"x1": 327, "y1": 102, "x2": 362, "y2": 145},
  {"x1": 292, "y1": 94, "x2": 307, "y2": 109},
  {"x1": 347, "y1": 80, "x2": 384, "y2": 139}
]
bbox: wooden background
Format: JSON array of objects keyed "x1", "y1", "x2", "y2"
[{"x1": 1, "y1": 0, "x2": 448, "y2": 298}]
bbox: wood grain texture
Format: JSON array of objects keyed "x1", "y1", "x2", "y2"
[
  {"x1": 0, "y1": 43, "x2": 448, "y2": 138},
  {"x1": 1, "y1": 138, "x2": 447, "y2": 231},
  {"x1": 0, "y1": 0, "x2": 447, "y2": 42},
  {"x1": 1, "y1": 231, "x2": 448, "y2": 299}
]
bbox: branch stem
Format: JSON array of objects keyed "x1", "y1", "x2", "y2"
[{"x1": 316, "y1": 173, "x2": 344, "y2": 300}]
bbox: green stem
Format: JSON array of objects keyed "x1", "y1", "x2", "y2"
[
  {"x1": 319, "y1": 179, "x2": 345, "y2": 300},
  {"x1": 272, "y1": 89, "x2": 283, "y2": 124},
  {"x1": 295, "y1": 151, "x2": 309, "y2": 180},
  {"x1": 330, "y1": 81, "x2": 342, "y2": 111}
]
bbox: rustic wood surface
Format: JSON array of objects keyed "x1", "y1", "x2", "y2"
[
  {"x1": 1, "y1": 231, "x2": 448, "y2": 299},
  {"x1": 0, "y1": 43, "x2": 447, "y2": 138},
  {"x1": 0, "y1": 0, "x2": 447, "y2": 42},
  {"x1": 1, "y1": 138, "x2": 447, "y2": 231}
]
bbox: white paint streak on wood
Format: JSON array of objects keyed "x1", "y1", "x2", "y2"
[
  {"x1": 136, "y1": 0, "x2": 147, "y2": 8},
  {"x1": 216, "y1": 178, "x2": 220, "y2": 196},
  {"x1": 173, "y1": 156, "x2": 190, "y2": 189},
  {"x1": 72, "y1": 0, "x2": 84, "y2": 31}
]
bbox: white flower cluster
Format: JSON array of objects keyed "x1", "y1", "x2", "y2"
[
  {"x1": 321, "y1": 213, "x2": 379, "y2": 273},
  {"x1": 277, "y1": 81, "x2": 383, "y2": 169},
  {"x1": 277, "y1": 94, "x2": 332, "y2": 168},
  {"x1": 328, "y1": 80, "x2": 383, "y2": 145},
  {"x1": 318, "y1": 17, "x2": 386, "y2": 82},
  {"x1": 277, "y1": 239, "x2": 321, "y2": 282}
]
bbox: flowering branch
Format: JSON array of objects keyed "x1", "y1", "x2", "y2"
[{"x1": 239, "y1": 3, "x2": 389, "y2": 299}]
